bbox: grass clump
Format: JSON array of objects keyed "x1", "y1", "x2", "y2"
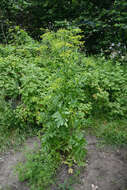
[
  {"x1": 16, "y1": 150, "x2": 60, "y2": 190},
  {"x1": 85, "y1": 119, "x2": 127, "y2": 145}
]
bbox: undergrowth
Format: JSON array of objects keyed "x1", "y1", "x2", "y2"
[
  {"x1": 0, "y1": 127, "x2": 37, "y2": 153},
  {"x1": 85, "y1": 119, "x2": 127, "y2": 145},
  {"x1": 0, "y1": 26, "x2": 127, "y2": 189}
]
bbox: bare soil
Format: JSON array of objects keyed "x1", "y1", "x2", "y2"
[
  {"x1": 73, "y1": 136, "x2": 127, "y2": 190},
  {"x1": 0, "y1": 137, "x2": 40, "y2": 190},
  {"x1": 0, "y1": 136, "x2": 127, "y2": 190},
  {"x1": 52, "y1": 136, "x2": 127, "y2": 190}
]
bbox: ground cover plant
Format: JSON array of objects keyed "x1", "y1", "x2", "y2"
[{"x1": 0, "y1": 27, "x2": 127, "y2": 189}]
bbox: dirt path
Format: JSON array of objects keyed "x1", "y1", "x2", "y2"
[
  {"x1": 0, "y1": 136, "x2": 127, "y2": 190},
  {"x1": 74, "y1": 136, "x2": 127, "y2": 190},
  {"x1": 53, "y1": 136, "x2": 127, "y2": 190},
  {"x1": 0, "y1": 137, "x2": 40, "y2": 190}
]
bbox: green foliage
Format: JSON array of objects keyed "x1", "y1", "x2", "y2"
[
  {"x1": 0, "y1": 94, "x2": 36, "y2": 152},
  {"x1": 78, "y1": 57, "x2": 127, "y2": 118},
  {"x1": 0, "y1": 55, "x2": 22, "y2": 99},
  {"x1": 1, "y1": 28, "x2": 127, "y2": 189},
  {"x1": 8, "y1": 26, "x2": 34, "y2": 45},
  {"x1": 73, "y1": 0, "x2": 127, "y2": 55},
  {"x1": 85, "y1": 119, "x2": 127, "y2": 145},
  {"x1": 0, "y1": 95, "x2": 16, "y2": 129},
  {"x1": 0, "y1": 28, "x2": 87, "y2": 189},
  {"x1": 16, "y1": 150, "x2": 60, "y2": 190},
  {"x1": 1, "y1": 0, "x2": 127, "y2": 57},
  {"x1": 16, "y1": 29, "x2": 87, "y2": 189}
]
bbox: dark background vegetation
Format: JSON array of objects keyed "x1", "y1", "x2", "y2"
[{"x1": 0, "y1": 0, "x2": 127, "y2": 54}]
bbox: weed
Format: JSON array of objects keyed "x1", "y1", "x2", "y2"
[{"x1": 84, "y1": 119, "x2": 127, "y2": 145}]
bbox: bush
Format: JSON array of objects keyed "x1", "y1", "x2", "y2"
[{"x1": 78, "y1": 57, "x2": 127, "y2": 118}]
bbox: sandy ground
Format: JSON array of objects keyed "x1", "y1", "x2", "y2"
[
  {"x1": 0, "y1": 137, "x2": 40, "y2": 190},
  {"x1": 52, "y1": 136, "x2": 127, "y2": 190},
  {"x1": 0, "y1": 136, "x2": 127, "y2": 190},
  {"x1": 73, "y1": 136, "x2": 127, "y2": 190}
]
